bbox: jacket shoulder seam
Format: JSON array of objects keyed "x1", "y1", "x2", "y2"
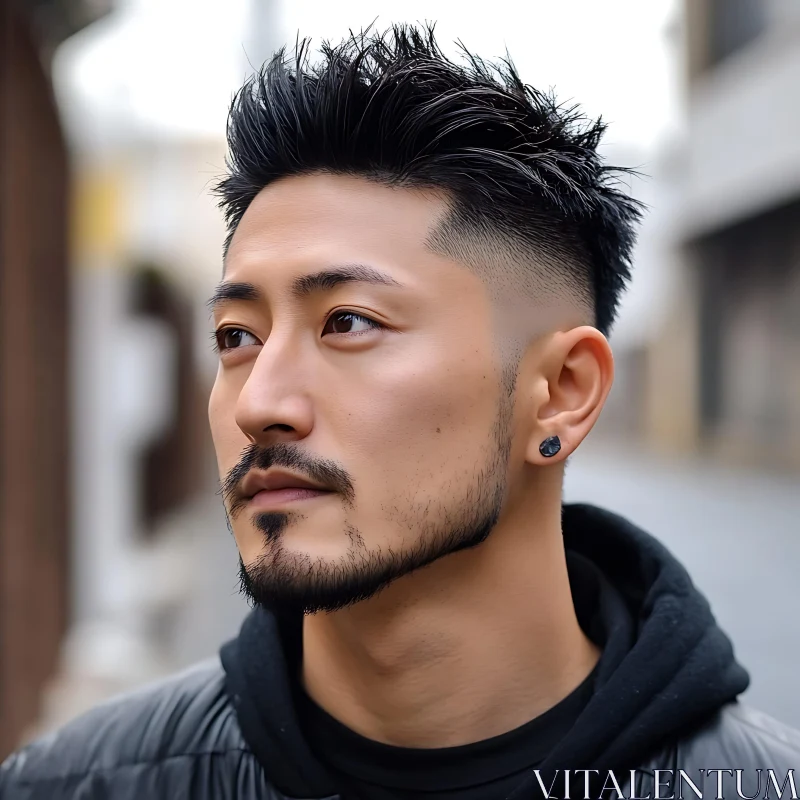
[{"x1": 729, "y1": 711, "x2": 800, "y2": 751}]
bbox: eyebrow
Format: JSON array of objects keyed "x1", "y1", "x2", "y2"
[{"x1": 207, "y1": 264, "x2": 404, "y2": 314}]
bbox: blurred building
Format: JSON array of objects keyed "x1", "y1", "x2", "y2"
[
  {"x1": 644, "y1": 0, "x2": 800, "y2": 471},
  {"x1": 0, "y1": 0, "x2": 112, "y2": 758}
]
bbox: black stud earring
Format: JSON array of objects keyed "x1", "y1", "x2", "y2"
[{"x1": 539, "y1": 435, "x2": 561, "y2": 458}]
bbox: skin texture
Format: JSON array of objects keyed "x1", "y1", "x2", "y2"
[{"x1": 208, "y1": 172, "x2": 615, "y2": 747}]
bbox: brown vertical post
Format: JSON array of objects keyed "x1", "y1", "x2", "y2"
[{"x1": 0, "y1": 1, "x2": 70, "y2": 757}]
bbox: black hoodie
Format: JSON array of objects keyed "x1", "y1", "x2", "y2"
[{"x1": 220, "y1": 503, "x2": 750, "y2": 799}]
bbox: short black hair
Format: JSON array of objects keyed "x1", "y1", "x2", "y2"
[{"x1": 214, "y1": 24, "x2": 644, "y2": 336}]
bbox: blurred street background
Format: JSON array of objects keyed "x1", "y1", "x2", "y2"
[{"x1": 2, "y1": 0, "x2": 799, "y2": 758}]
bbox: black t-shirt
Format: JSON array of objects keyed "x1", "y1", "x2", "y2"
[{"x1": 294, "y1": 662, "x2": 598, "y2": 800}]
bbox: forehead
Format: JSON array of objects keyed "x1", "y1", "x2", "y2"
[{"x1": 225, "y1": 173, "x2": 451, "y2": 276}]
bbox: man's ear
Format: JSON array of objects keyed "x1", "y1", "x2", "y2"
[{"x1": 523, "y1": 327, "x2": 615, "y2": 466}]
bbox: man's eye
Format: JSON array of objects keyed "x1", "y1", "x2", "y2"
[
  {"x1": 214, "y1": 328, "x2": 260, "y2": 352},
  {"x1": 322, "y1": 311, "x2": 383, "y2": 336}
]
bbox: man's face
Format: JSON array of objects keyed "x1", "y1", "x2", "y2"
[{"x1": 208, "y1": 173, "x2": 519, "y2": 614}]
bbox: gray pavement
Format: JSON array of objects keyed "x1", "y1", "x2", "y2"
[{"x1": 169, "y1": 437, "x2": 800, "y2": 728}]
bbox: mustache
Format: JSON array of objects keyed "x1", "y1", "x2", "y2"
[{"x1": 220, "y1": 442, "x2": 355, "y2": 518}]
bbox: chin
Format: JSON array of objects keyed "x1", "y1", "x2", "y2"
[
  {"x1": 238, "y1": 549, "x2": 394, "y2": 615},
  {"x1": 272, "y1": 540, "x2": 354, "y2": 565}
]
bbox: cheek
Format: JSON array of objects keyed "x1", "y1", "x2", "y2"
[
  {"x1": 208, "y1": 378, "x2": 245, "y2": 476},
  {"x1": 340, "y1": 347, "x2": 498, "y2": 487}
]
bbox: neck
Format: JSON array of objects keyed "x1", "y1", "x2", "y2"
[{"x1": 301, "y1": 487, "x2": 600, "y2": 748}]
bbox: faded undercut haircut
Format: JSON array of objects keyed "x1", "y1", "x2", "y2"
[{"x1": 214, "y1": 24, "x2": 644, "y2": 336}]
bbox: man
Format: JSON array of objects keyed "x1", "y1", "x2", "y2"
[{"x1": 3, "y1": 25, "x2": 799, "y2": 800}]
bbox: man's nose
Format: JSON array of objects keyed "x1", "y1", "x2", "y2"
[{"x1": 234, "y1": 343, "x2": 314, "y2": 445}]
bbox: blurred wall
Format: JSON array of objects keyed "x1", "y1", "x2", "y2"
[
  {"x1": 0, "y1": 0, "x2": 109, "y2": 759},
  {"x1": 643, "y1": 0, "x2": 800, "y2": 471}
]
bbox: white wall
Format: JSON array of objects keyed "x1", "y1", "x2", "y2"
[{"x1": 679, "y1": 31, "x2": 800, "y2": 239}]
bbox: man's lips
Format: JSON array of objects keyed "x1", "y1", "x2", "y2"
[
  {"x1": 225, "y1": 467, "x2": 341, "y2": 517},
  {"x1": 248, "y1": 486, "x2": 333, "y2": 511},
  {"x1": 240, "y1": 468, "x2": 330, "y2": 496}
]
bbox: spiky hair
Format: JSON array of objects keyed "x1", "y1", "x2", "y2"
[{"x1": 214, "y1": 24, "x2": 644, "y2": 335}]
